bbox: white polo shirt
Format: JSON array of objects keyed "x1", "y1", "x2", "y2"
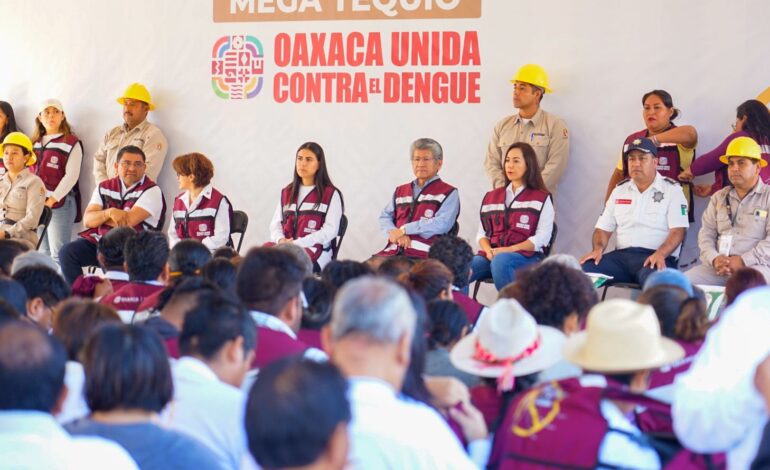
[{"x1": 596, "y1": 172, "x2": 689, "y2": 256}]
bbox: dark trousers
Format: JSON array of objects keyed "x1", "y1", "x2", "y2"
[
  {"x1": 581, "y1": 247, "x2": 677, "y2": 286},
  {"x1": 59, "y1": 238, "x2": 98, "y2": 284}
]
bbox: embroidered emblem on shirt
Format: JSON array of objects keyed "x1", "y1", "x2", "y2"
[
  {"x1": 653, "y1": 190, "x2": 665, "y2": 203},
  {"x1": 659, "y1": 157, "x2": 668, "y2": 166},
  {"x1": 633, "y1": 139, "x2": 642, "y2": 145},
  {"x1": 50, "y1": 156, "x2": 59, "y2": 164},
  {"x1": 308, "y1": 220, "x2": 317, "y2": 229},
  {"x1": 520, "y1": 214, "x2": 530, "y2": 224},
  {"x1": 424, "y1": 209, "x2": 434, "y2": 218},
  {"x1": 199, "y1": 223, "x2": 208, "y2": 232}
]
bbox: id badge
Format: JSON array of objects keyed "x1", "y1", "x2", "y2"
[{"x1": 718, "y1": 234, "x2": 733, "y2": 256}]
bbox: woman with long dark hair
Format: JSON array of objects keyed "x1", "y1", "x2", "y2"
[
  {"x1": 269, "y1": 142, "x2": 343, "y2": 270},
  {"x1": 470, "y1": 142, "x2": 554, "y2": 290},
  {"x1": 0, "y1": 101, "x2": 20, "y2": 176}
]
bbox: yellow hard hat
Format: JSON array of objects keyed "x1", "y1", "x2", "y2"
[
  {"x1": 117, "y1": 83, "x2": 156, "y2": 110},
  {"x1": 1, "y1": 132, "x2": 36, "y2": 166},
  {"x1": 719, "y1": 136, "x2": 767, "y2": 167},
  {"x1": 510, "y1": 64, "x2": 552, "y2": 93}
]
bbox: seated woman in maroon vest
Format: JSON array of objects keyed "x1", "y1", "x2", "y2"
[
  {"x1": 470, "y1": 142, "x2": 554, "y2": 291},
  {"x1": 168, "y1": 152, "x2": 232, "y2": 251},
  {"x1": 31, "y1": 99, "x2": 83, "y2": 265},
  {"x1": 269, "y1": 142, "x2": 343, "y2": 271}
]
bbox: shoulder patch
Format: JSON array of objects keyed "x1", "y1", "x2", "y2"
[
  {"x1": 663, "y1": 177, "x2": 681, "y2": 186},
  {"x1": 615, "y1": 178, "x2": 631, "y2": 187}
]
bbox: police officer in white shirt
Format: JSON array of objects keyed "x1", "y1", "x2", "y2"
[{"x1": 580, "y1": 138, "x2": 689, "y2": 286}]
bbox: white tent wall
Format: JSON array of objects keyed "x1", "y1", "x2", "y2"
[{"x1": 1, "y1": 0, "x2": 768, "y2": 262}]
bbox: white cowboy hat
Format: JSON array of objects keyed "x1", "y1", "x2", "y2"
[
  {"x1": 450, "y1": 298, "x2": 565, "y2": 379},
  {"x1": 563, "y1": 299, "x2": 684, "y2": 373}
]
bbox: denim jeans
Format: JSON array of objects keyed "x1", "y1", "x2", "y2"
[
  {"x1": 469, "y1": 252, "x2": 542, "y2": 291},
  {"x1": 38, "y1": 194, "x2": 77, "y2": 267}
]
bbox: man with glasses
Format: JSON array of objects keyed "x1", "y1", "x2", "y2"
[
  {"x1": 59, "y1": 145, "x2": 166, "y2": 284},
  {"x1": 373, "y1": 138, "x2": 459, "y2": 263},
  {"x1": 580, "y1": 138, "x2": 689, "y2": 286}
]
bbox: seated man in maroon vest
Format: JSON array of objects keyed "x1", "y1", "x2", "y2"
[
  {"x1": 428, "y1": 234, "x2": 487, "y2": 326},
  {"x1": 99, "y1": 230, "x2": 169, "y2": 323},
  {"x1": 236, "y1": 247, "x2": 326, "y2": 369},
  {"x1": 59, "y1": 145, "x2": 166, "y2": 284},
  {"x1": 373, "y1": 138, "x2": 460, "y2": 264},
  {"x1": 70, "y1": 226, "x2": 134, "y2": 299}
]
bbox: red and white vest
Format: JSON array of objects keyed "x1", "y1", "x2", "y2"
[
  {"x1": 649, "y1": 340, "x2": 702, "y2": 389},
  {"x1": 479, "y1": 186, "x2": 549, "y2": 257},
  {"x1": 452, "y1": 290, "x2": 484, "y2": 326},
  {"x1": 100, "y1": 282, "x2": 165, "y2": 323},
  {"x1": 79, "y1": 176, "x2": 166, "y2": 245},
  {"x1": 252, "y1": 326, "x2": 310, "y2": 369},
  {"x1": 31, "y1": 134, "x2": 83, "y2": 219},
  {"x1": 377, "y1": 178, "x2": 458, "y2": 258},
  {"x1": 172, "y1": 188, "x2": 232, "y2": 244},
  {"x1": 280, "y1": 184, "x2": 340, "y2": 262}
]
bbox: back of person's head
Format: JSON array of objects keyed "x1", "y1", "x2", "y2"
[
  {"x1": 0, "y1": 278, "x2": 27, "y2": 315},
  {"x1": 301, "y1": 278, "x2": 334, "y2": 331},
  {"x1": 97, "y1": 226, "x2": 135, "y2": 269},
  {"x1": 0, "y1": 300, "x2": 21, "y2": 325},
  {"x1": 273, "y1": 243, "x2": 314, "y2": 279},
  {"x1": 541, "y1": 253, "x2": 582, "y2": 271},
  {"x1": 13, "y1": 266, "x2": 69, "y2": 327},
  {"x1": 124, "y1": 231, "x2": 170, "y2": 281},
  {"x1": 321, "y1": 260, "x2": 372, "y2": 294},
  {"x1": 10, "y1": 251, "x2": 59, "y2": 275},
  {"x1": 0, "y1": 321, "x2": 66, "y2": 412},
  {"x1": 245, "y1": 358, "x2": 350, "y2": 469},
  {"x1": 52, "y1": 299, "x2": 121, "y2": 362},
  {"x1": 237, "y1": 247, "x2": 304, "y2": 315},
  {"x1": 0, "y1": 239, "x2": 28, "y2": 275},
  {"x1": 376, "y1": 255, "x2": 416, "y2": 279},
  {"x1": 82, "y1": 324, "x2": 173, "y2": 413},
  {"x1": 168, "y1": 239, "x2": 211, "y2": 281},
  {"x1": 428, "y1": 235, "x2": 474, "y2": 289},
  {"x1": 212, "y1": 246, "x2": 239, "y2": 260},
  {"x1": 179, "y1": 291, "x2": 256, "y2": 360},
  {"x1": 725, "y1": 267, "x2": 767, "y2": 306},
  {"x1": 202, "y1": 257, "x2": 238, "y2": 297},
  {"x1": 156, "y1": 277, "x2": 221, "y2": 317},
  {"x1": 637, "y1": 285, "x2": 711, "y2": 342},
  {"x1": 330, "y1": 276, "x2": 416, "y2": 343},
  {"x1": 426, "y1": 300, "x2": 468, "y2": 350},
  {"x1": 399, "y1": 259, "x2": 454, "y2": 303}
]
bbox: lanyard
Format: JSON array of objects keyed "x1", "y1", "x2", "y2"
[{"x1": 725, "y1": 192, "x2": 737, "y2": 228}]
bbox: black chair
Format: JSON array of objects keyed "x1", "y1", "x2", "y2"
[
  {"x1": 230, "y1": 210, "x2": 249, "y2": 253},
  {"x1": 331, "y1": 214, "x2": 348, "y2": 260},
  {"x1": 449, "y1": 221, "x2": 459, "y2": 237},
  {"x1": 35, "y1": 206, "x2": 54, "y2": 250},
  {"x1": 472, "y1": 222, "x2": 558, "y2": 300}
]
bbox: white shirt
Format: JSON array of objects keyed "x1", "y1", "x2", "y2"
[
  {"x1": 88, "y1": 176, "x2": 165, "y2": 228},
  {"x1": 168, "y1": 184, "x2": 232, "y2": 251},
  {"x1": 597, "y1": 172, "x2": 689, "y2": 256},
  {"x1": 164, "y1": 356, "x2": 249, "y2": 470},
  {"x1": 56, "y1": 361, "x2": 89, "y2": 425},
  {"x1": 475, "y1": 183, "x2": 555, "y2": 251},
  {"x1": 41, "y1": 133, "x2": 83, "y2": 202},
  {"x1": 598, "y1": 399, "x2": 661, "y2": 469},
  {"x1": 673, "y1": 287, "x2": 770, "y2": 470},
  {"x1": 347, "y1": 377, "x2": 476, "y2": 469},
  {"x1": 0, "y1": 410, "x2": 138, "y2": 469},
  {"x1": 249, "y1": 310, "x2": 327, "y2": 362}
]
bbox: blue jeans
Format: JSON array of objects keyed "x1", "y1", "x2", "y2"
[
  {"x1": 38, "y1": 195, "x2": 77, "y2": 266},
  {"x1": 470, "y1": 252, "x2": 541, "y2": 290}
]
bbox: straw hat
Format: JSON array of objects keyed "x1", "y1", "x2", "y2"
[
  {"x1": 563, "y1": 299, "x2": 684, "y2": 373},
  {"x1": 450, "y1": 299, "x2": 565, "y2": 379}
]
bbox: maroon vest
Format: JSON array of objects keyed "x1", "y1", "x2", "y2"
[
  {"x1": 136, "y1": 288, "x2": 166, "y2": 313},
  {"x1": 649, "y1": 340, "x2": 702, "y2": 389},
  {"x1": 99, "y1": 282, "x2": 165, "y2": 319},
  {"x1": 622, "y1": 128, "x2": 685, "y2": 180},
  {"x1": 296, "y1": 328, "x2": 323, "y2": 350},
  {"x1": 165, "y1": 337, "x2": 181, "y2": 359},
  {"x1": 471, "y1": 383, "x2": 504, "y2": 430},
  {"x1": 252, "y1": 326, "x2": 310, "y2": 369},
  {"x1": 377, "y1": 178, "x2": 458, "y2": 258},
  {"x1": 31, "y1": 134, "x2": 83, "y2": 218},
  {"x1": 280, "y1": 185, "x2": 339, "y2": 262},
  {"x1": 479, "y1": 186, "x2": 549, "y2": 257},
  {"x1": 172, "y1": 187, "x2": 232, "y2": 243},
  {"x1": 452, "y1": 291, "x2": 484, "y2": 326},
  {"x1": 79, "y1": 176, "x2": 166, "y2": 244}
]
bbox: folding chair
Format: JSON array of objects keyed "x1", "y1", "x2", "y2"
[
  {"x1": 35, "y1": 206, "x2": 54, "y2": 250},
  {"x1": 331, "y1": 214, "x2": 348, "y2": 260},
  {"x1": 230, "y1": 210, "x2": 249, "y2": 253}
]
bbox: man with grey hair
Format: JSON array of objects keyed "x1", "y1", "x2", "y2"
[
  {"x1": 322, "y1": 276, "x2": 485, "y2": 469},
  {"x1": 374, "y1": 138, "x2": 460, "y2": 262}
]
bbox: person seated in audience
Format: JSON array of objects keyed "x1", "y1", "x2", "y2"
[
  {"x1": 581, "y1": 138, "x2": 689, "y2": 286},
  {"x1": 373, "y1": 138, "x2": 460, "y2": 263},
  {"x1": 60, "y1": 145, "x2": 166, "y2": 284},
  {"x1": 399, "y1": 259, "x2": 454, "y2": 303},
  {"x1": 99, "y1": 231, "x2": 169, "y2": 323},
  {"x1": 52, "y1": 299, "x2": 121, "y2": 424},
  {"x1": 66, "y1": 324, "x2": 221, "y2": 469},
  {"x1": 471, "y1": 142, "x2": 554, "y2": 291},
  {"x1": 168, "y1": 152, "x2": 232, "y2": 251},
  {"x1": 166, "y1": 291, "x2": 256, "y2": 470},
  {"x1": 376, "y1": 255, "x2": 415, "y2": 279},
  {"x1": 245, "y1": 358, "x2": 351, "y2": 470},
  {"x1": 202, "y1": 257, "x2": 237, "y2": 298},
  {"x1": 0, "y1": 278, "x2": 26, "y2": 315},
  {"x1": 685, "y1": 137, "x2": 770, "y2": 285},
  {"x1": 489, "y1": 299, "x2": 684, "y2": 469},
  {"x1": 322, "y1": 276, "x2": 486, "y2": 467},
  {"x1": 0, "y1": 238, "x2": 26, "y2": 275},
  {"x1": 212, "y1": 246, "x2": 240, "y2": 263},
  {"x1": 725, "y1": 266, "x2": 767, "y2": 307},
  {"x1": 237, "y1": 248, "x2": 325, "y2": 369},
  {"x1": 269, "y1": 142, "x2": 343, "y2": 272},
  {"x1": 0, "y1": 299, "x2": 21, "y2": 325},
  {"x1": 424, "y1": 300, "x2": 477, "y2": 388},
  {"x1": 429, "y1": 235, "x2": 486, "y2": 326},
  {"x1": 0, "y1": 132, "x2": 46, "y2": 250},
  {"x1": 13, "y1": 265, "x2": 69, "y2": 330},
  {"x1": 321, "y1": 259, "x2": 372, "y2": 295},
  {"x1": 297, "y1": 277, "x2": 333, "y2": 350},
  {"x1": 11, "y1": 251, "x2": 59, "y2": 274},
  {"x1": 750, "y1": 351, "x2": 770, "y2": 469},
  {"x1": 71, "y1": 226, "x2": 135, "y2": 299},
  {"x1": 274, "y1": 241, "x2": 314, "y2": 279},
  {"x1": 0, "y1": 321, "x2": 138, "y2": 468}
]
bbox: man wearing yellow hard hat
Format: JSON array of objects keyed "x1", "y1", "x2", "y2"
[
  {"x1": 92, "y1": 83, "x2": 168, "y2": 183},
  {"x1": 684, "y1": 136, "x2": 770, "y2": 285},
  {"x1": 0, "y1": 132, "x2": 46, "y2": 249},
  {"x1": 484, "y1": 64, "x2": 570, "y2": 195}
]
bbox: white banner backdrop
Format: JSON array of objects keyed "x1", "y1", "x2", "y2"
[{"x1": 1, "y1": 0, "x2": 769, "y2": 263}]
